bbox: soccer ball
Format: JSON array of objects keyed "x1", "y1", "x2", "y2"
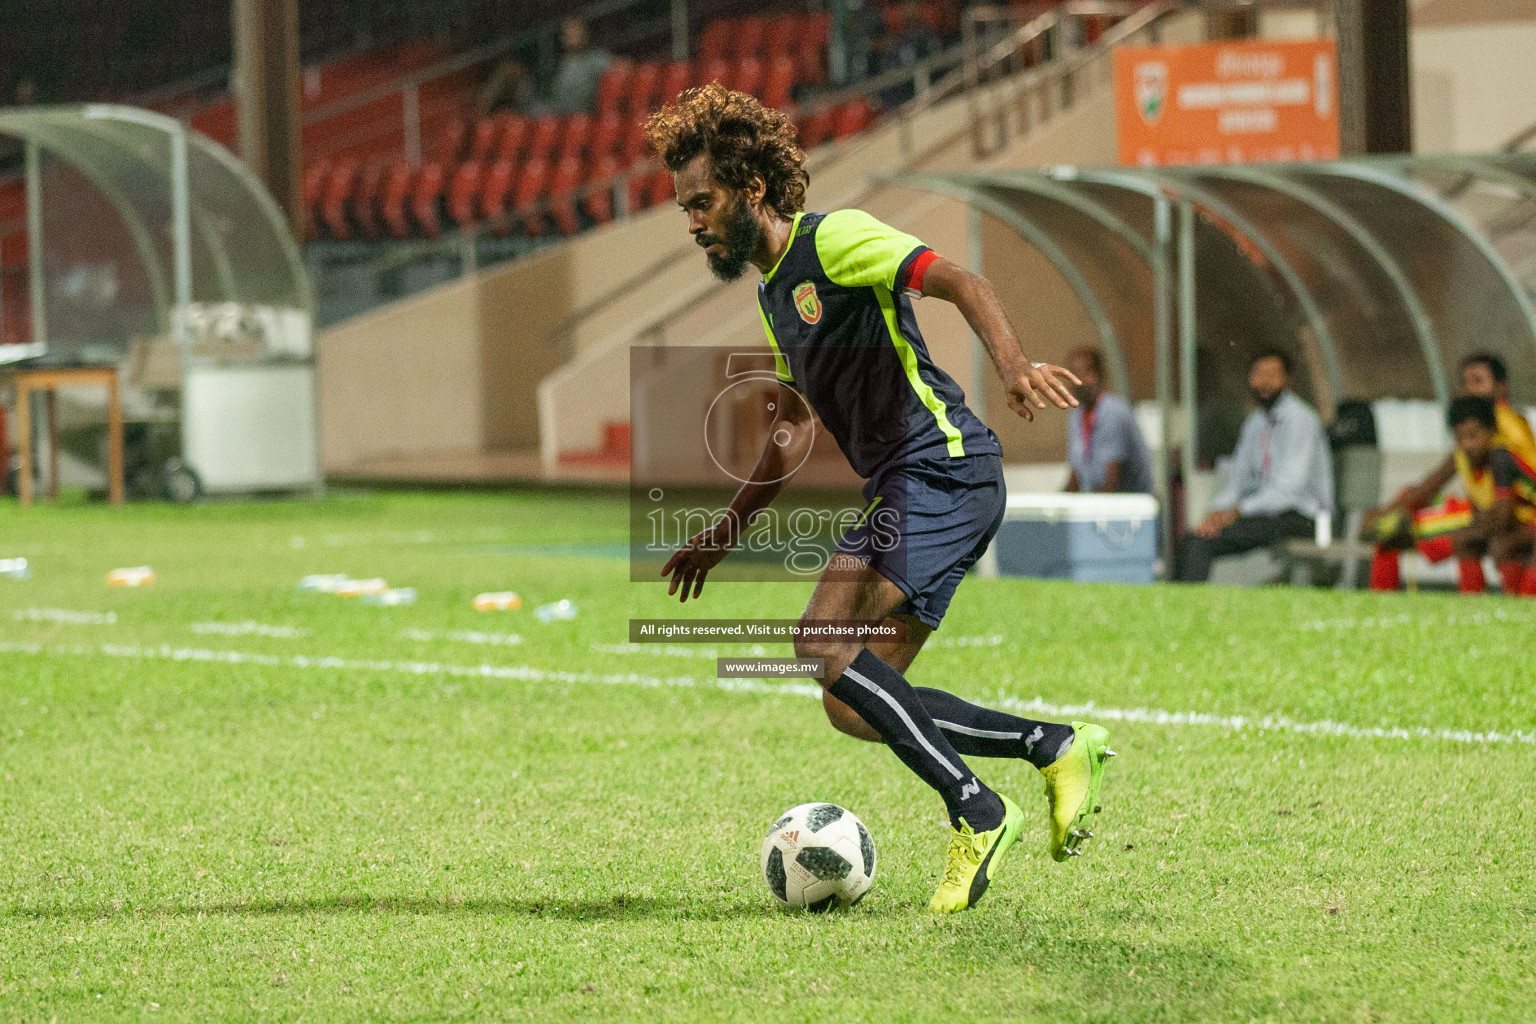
[{"x1": 760, "y1": 803, "x2": 875, "y2": 911}]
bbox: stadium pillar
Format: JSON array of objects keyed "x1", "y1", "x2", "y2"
[
  {"x1": 232, "y1": 0, "x2": 302, "y2": 234},
  {"x1": 1334, "y1": 0, "x2": 1412, "y2": 154}
]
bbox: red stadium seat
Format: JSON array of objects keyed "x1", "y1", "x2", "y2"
[
  {"x1": 731, "y1": 57, "x2": 765, "y2": 98},
  {"x1": 559, "y1": 113, "x2": 592, "y2": 162},
  {"x1": 698, "y1": 19, "x2": 734, "y2": 63},
  {"x1": 301, "y1": 159, "x2": 331, "y2": 240},
  {"x1": 797, "y1": 108, "x2": 834, "y2": 150},
  {"x1": 494, "y1": 114, "x2": 528, "y2": 162},
  {"x1": 765, "y1": 15, "x2": 800, "y2": 58},
  {"x1": 697, "y1": 59, "x2": 731, "y2": 90},
  {"x1": 831, "y1": 98, "x2": 875, "y2": 140},
  {"x1": 448, "y1": 160, "x2": 486, "y2": 229},
  {"x1": 587, "y1": 154, "x2": 621, "y2": 224},
  {"x1": 646, "y1": 169, "x2": 676, "y2": 210},
  {"x1": 590, "y1": 113, "x2": 624, "y2": 160},
  {"x1": 353, "y1": 158, "x2": 391, "y2": 239},
  {"x1": 470, "y1": 117, "x2": 500, "y2": 160},
  {"x1": 630, "y1": 62, "x2": 662, "y2": 114},
  {"x1": 735, "y1": 16, "x2": 767, "y2": 59},
  {"x1": 381, "y1": 161, "x2": 418, "y2": 239},
  {"x1": 512, "y1": 157, "x2": 551, "y2": 236},
  {"x1": 481, "y1": 158, "x2": 518, "y2": 233},
  {"x1": 620, "y1": 119, "x2": 652, "y2": 167},
  {"x1": 761, "y1": 55, "x2": 796, "y2": 109},
  {"x1": 525, "y1": 115, "x2": 561, "y2": 160},
  {"x1": 659, "y1": 61, "x2": 691, "y2": 105},
  {"x1": 627, "y1": 167, "x2": 661, "y2": 213},
  {"x1": 549, "y1": 157, "x2": 584, "y2": 236},
  {"x1": 596, "y1": 64, "x2": 631, "y2": 117},
  {"x1": 411, "y1": 161, "x2": 448, "y2": 238},
  {"x1": 435, "y1": 117, "x2": 469, "y2": 162},
  {"x1": 320, "y1": 158, "x2": 361, "y2": 240}
]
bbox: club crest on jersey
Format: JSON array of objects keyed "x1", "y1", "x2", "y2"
[{"x1": 793, "y1": 281, "x2": 822, "y2": 324}]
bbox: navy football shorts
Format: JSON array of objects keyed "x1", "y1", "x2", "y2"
[{"x1": 835, "y1": 452, "x2": 1006, "y2": 629}]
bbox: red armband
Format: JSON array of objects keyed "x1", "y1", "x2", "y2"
[{"x1": 902, "y1": 249, "x2": 939, "y2": 295}]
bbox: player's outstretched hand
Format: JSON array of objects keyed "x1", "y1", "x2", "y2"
[
  {"x1": 1007, "y1": 362, "x2": 1080, "y2": 422},
  {"x1": 661, "y1": 522, "x2": 735, "y2": 602}
]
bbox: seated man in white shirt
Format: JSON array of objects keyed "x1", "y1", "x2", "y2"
[
  {"x1": 1063, "y1": 348, "x2": 1154, "y2": 495},
  {"x1": 1175, "y1": 349, "x2": 1334, "y2": 583}
]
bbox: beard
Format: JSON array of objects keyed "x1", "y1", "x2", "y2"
[
  {"x1": 1250, "y1": 387, "x2": 1282, "y2": 411},
  {"x1": 699, "y1": 196, "x2": 762, "y2": 282}
]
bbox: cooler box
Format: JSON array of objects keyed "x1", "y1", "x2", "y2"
[{"x1": 993, "y1": 493, "x2": 1159, "y2": 584}]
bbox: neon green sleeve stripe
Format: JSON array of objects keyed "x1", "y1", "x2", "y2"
[
  {"x1": 875, "y1": 285, "x2": 965, "y2": 457},
  {"x1": 756, "y1": 298, "x2": 793, "y2": 382},
  {"x1": 815, "y1": 209, "x2": 927, "y2": 291}
]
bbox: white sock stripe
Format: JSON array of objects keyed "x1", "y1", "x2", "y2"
[
  {"x1": 843, "y1": 665, "x2": 965, "y2": 780},
  {"x1": 933, "y1": 719, "x2": 1024, "y2": 741}
]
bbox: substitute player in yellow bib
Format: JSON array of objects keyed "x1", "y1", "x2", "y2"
[{"x1": 646, "y1": 85, "x2": 1115, "y2": 912}]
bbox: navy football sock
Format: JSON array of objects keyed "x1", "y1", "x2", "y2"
[
  {"x1": 827, "y1": 650, "x2": 1005, "y2": 831},
  {"x1": 916, "y1": 687, "x2": 1075, "y2": 770}
]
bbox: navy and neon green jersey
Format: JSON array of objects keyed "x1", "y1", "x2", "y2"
[{"x1": 755, "y1": 209, "x2": 1000, "y2": 479}]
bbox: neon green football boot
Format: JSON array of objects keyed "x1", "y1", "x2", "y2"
[
  {"x1": 1040, "y1": 721, "x2": 1116, "y2": 862},
  {"x1": 928, "y1": 793, "x2": 1024, "y2": 914}
]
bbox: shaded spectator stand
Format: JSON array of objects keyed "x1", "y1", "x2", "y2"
[
  {"x1": 0, "y1": 105, "x2": 319, "y2": 499},
  {"x1": 888, "y1": 156, "x2": 1536, "y2": 572}
]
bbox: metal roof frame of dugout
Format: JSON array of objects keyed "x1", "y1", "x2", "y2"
[
  {"x1": 0, "y1": 104, "x2": 319, "y2": 496},
  {"x1": 885, "y1": 156, "x2": 1536, "y2": 560}
]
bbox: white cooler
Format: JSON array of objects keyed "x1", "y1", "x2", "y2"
[{"x1": 992, "y1": 493, "x2": 1159, "y2": 584}]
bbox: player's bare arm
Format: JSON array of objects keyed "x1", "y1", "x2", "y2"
[
  {"x1": 661, "y1": 381, "x2": 813, "y2": 602},
  {"x1": 918, "y1": 257, "x2": 1080, "y2": 421}
]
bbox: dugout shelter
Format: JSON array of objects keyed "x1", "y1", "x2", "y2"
[{"x1": 0, "y1": 104, "x2": 319, "y2": 497}]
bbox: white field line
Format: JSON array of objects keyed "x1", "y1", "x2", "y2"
[
  {"x1": 12, "y1": 607, "x2": 117, "y2": 625},
  {"x1": 404, "y1": 628, "x2": 524, "y2": 647},
  {"x1": 0, "y1": 640, "x2": 1530, "y2": 748},
  {"x1": 191, "y1": 621, "x2": 311, "y2": 639}
]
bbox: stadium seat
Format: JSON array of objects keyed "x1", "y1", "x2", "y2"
[
  {"x1": 630, "y1": 62, "x2": 662, "y2": 114},
  {"x1": 797, "y1": 108, "x2": 834, "y2": 150},
  {"x1": 698, "y1": 19, "x2": 733, "y2": 63},
  {"x1": 480, "y1": 158, "x2": 518, "y2": 233},
  {"x1": 735, "y1": 16, "x2": 767, "y2": 59},
  {"x1": 620, "y1": 119, "x2": 652, "y2": 167},
  {"x1": 320, "y1": 158, "x2": 361, "y2": 240},
  {"x1": 590, "y1": 154, "x2": 625, "y2": 223},
  {"x1": 411, "y1": 161, "x2": 448, "y2": 238},
  {"x1": 353, "y1": 158, "x2": 391, "y2": 239},
  {"x1": 659, "y1": 61, "x2": 691, "y2": 105},
  {"x1": 301, "y1": 159, "x2": 332, "y2": 240},
  {"x1": 549, "y1": 157, "x2": 585, "y2": 236},
  {"x1": 731, "y1": 57, "x2": 765, "y2": 98},
  {"x1": 590, "y1": 113, "x2": 624, "y2": 160},
  {"x1": 448, "y1": 160, "x2": 486, "y2": 229},
  {"x1": 494, "y1": 114, "x2": 528, "y2": 162},
  {"x1": 764, "y1": 15, "x2": 800, "y2": 60},
  {"x1": 831, "y1": 98, "x2": 875, "y2": 140},
  {"x1": 761, "y1": 55, "x2": 796, "y2": 110},
  {"x1": 435, "y1": 118, "x2": 469, "y2": 162},
  {"x1": 469, "y1": 117, "x2": 500, "y2": 161},
  {"x1": 596, "y1": 63, "x2": 631, "y2": 117},
  {"x1": 559, "y1": 113, "x2": 592, "y2": 162},
  {"x1": 512, "y1": 157, "x2": 551, "y2": 236},
  {"x1": 697, "y1": 59, "x2": 731, "y2": 91},
  {"x1": 381, "y1": 161, "x2": 418, "y2": 239},
  {"x1": 526, "y1": 115, "x2": 562, "y2": 160}
]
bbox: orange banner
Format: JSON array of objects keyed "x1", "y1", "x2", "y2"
[{"x1": 1114, "y1": 38, "x2": 1340, "y2": 166}]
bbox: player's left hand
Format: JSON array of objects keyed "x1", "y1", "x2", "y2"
[
  {"x1": 661, "y1": 522, "x2": 735, "y2": 602},
  {"x1": 1007, "y1": 362, "x2": 1080, "y2": 422}
]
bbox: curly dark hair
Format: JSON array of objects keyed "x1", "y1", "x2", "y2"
[{"x1": 645, "y1": 83, "x2": 808, "y2": 217}]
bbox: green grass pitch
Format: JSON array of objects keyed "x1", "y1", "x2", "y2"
[{"x1": 2, "y1": 490, "x2": 1534, "y2": 1022}]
